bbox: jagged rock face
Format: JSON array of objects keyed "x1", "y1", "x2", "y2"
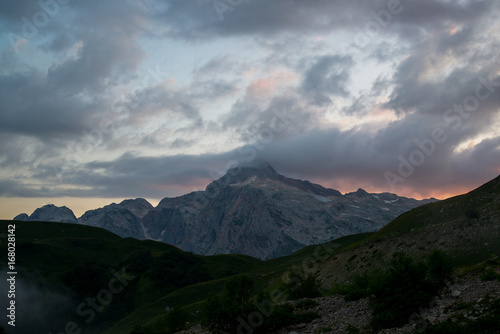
[
  {"x1": 28, "y1": 204, "x2": 78, "y2": 223},
  {"x1": 78, "y1": 199, "x2": 152, "y2": 239},
  {"x1": 14, "y1": 167, "x2": 435, "y2": 259},
  {"x1": 13, "y1": 213, "x2": 29, "y2": 221},
  {"x1": 117, "y1": 198, "x2": 154, "y2": 218},
  {"x1": 143, "y1": 165, "x2": 435, "y2": 259}
]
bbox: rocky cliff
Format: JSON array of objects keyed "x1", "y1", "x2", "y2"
[{"x1": 142, "y1": 163, "x2": 435, "y2": 259}]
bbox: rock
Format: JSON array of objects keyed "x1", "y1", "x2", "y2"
[
  {"x1": 13, "y1": 213, "x2": 29, "y2": 221},
  {"x1": 451, "y1": 290, "x2": 462, "y2": 297},
  {"x1": 142, "y1": 164, "x2": 435, "y2": 259},
  {"x1": 28, "y1": 204, "x2": 78, "y2": 223},
  {"x1": 79, "y1": 204, "x2": 146, "y2": 239}
]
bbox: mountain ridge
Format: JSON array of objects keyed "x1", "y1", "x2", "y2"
[{"x1": 13, "y1": 164, "x2": 436, "y2": 259}]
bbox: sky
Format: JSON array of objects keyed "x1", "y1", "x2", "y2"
[{"x1": 0, "y1": 0, "x2": 499, "y2": 219}]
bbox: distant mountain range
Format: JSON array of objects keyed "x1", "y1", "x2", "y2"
[{"x1": 14, "y1": 163, "x2": 436, "y2": 259}]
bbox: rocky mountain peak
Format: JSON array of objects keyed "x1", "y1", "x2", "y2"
[
  {"x1": 355, "y1": 188, "x2": 369, "y2": 197},
  {"x1": 28, "y1": 204, "x2": 78, "y2": 223},
  {"x1": 13, "y1": 213, "x2": 29, "y2": 221},
  {"x1": 116, "y1": 198, "x2": 154, "y2": 218}
]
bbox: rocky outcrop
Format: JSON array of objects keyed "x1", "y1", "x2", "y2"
[
  {"x1": 143, "y1": 164, "x2": 435, "y2": 259},
  {"x1": 78, "y1": 198, "x2": 153, "y2": 239},
  {"x1": 12, "y1": 165, "x2": 435, "y2": 259},
  {"x1": 13, "y1": 213, "x2": 29, "y2": 221},
  {"x1": 25, "y1": 204, "x2": 78, "y2": 223}
]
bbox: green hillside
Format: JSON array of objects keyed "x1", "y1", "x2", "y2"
[
  {"x1": 372, "y1": 175, "x2": 500, "y2": 239},
  {"x1": 319, "y1": 175, "x2": 500, "y2": 286},
  {"x1": 0, "y1": 220, "x2": 263, "y2": 333}
]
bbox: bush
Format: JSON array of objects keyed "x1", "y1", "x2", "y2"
[
  {"x1": 202, "y1": 275, "x2": 319, "y2": 334},
  {"x1": 345, "y1": 324, "x2": 360, "y2": 334},
  {"x1": 202, "y1": 275, "x2": 254, "y2": 334},
  {"x1": 165, "y1": 307, "x2": 189, "y2": 334},
  {"x1": 282, "y1": 268, "x2": 322, "y2": 300},
  {"x1": 330, "y1": 272, "x2": 372, "y2": 301},
  {"x1": 481, "y1": 268, "x2": 500, "y2": 281},
  {"x1": 370, "y1": 252, "x2": 452, "y2": 330},
  {"x1": 427, "y1": 249, "x2": 453, "y2": 286},
  {"x1": 465, "y1": 208, "x2": 480, "y2": 219},
  {"x1": 295, "y1": 298, "x2": 318, "y2": 310}
]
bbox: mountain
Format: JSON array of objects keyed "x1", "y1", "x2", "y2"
[
  {"x1": 15, "y1": 204, "x2": 78, "y2": 223},
  {"x1": 78, "y1": 198, "x2": 153, "y2": 238},
  {"x1": 12, "y1": 164, "x2": 434, "y2": 259},
  {"x1": 142, "y1": 163, "x2": 435, "y2": 259}
]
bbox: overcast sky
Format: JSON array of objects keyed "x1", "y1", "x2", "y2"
[{"x1": 1, "y1": 0, "x2": 499, "y2": 218}]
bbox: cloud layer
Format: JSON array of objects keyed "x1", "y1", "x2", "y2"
[{"x1": 0, "y1": 0, "x2": 499, "y2": 212}]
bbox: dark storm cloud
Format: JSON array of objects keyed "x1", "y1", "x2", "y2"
[
  {"x1": 221, "y1": 94, "x2": 319, "y2": 145},
  {"x1": 391, "y1": 0, "x2": 493, "y2": 26},
  {"x1": 156, "y1": 0, "x2": 379, "y2": 40},
  {"x1": 0, "y1": 0, "x2": 39, "y2": 21},
  {"x1": 0, "y1": 0, "x2": 499, "y2": 204},
  {"x1": 301, "y1": 54, "x2": 354, "y2": 105},
  {"x1": 0, "y1": 1, "x2": 147, "y2": 139},
  {"x1": 25, "y1": 151, "x2": 247, "y2": 199},
  {"x1": 0, "y1": 72, "x2": 95, "y2": 140},
  {"x1": 155, "y1": 0, "x2": 497, "y2": 42},
  {"x1": 47, "y1": 34, "x2": 144, "y2": 94},
  {"x1": 123, "y1": 84, "x2": 201, "y2": 121}
]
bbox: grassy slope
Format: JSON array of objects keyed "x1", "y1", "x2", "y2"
[
  {"x1": 0, "y1": 219, "x2": 371, "y2": 334},
  {"x1": 318, "y1": 175, "x2": 500, "y2": 286},
  {"x1": 372, "y1": 175, "x2": 500, "y2": 239},
  {"x1": 0, "y1": 220, "x2": 263, "y2": 333},
  {"x1": 102, "y1": 233, "x2": 374, "y2": 334}
]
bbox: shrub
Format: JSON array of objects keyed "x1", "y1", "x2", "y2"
[
  {"x1": 202, "y1": 275, "x2": 254, "y2": 334},
  {"x1": 330, "y1": 272, "x2": 371, "y2": 301},
  {"x1": 202, "y1": 275, "x2": 320, "y2": 334},
  {"x1": 481, "y1": 268, "x2": 500, "y2": 281},
  {"x1": 465, "y1": 208, "x2": 480, "y2": 219},
  {"x1": 427, "y1": 249, "x2": 454, "y2": 287},
  {"x1": 282, "y1": 268, "x2": 322, "y2": 300},
  {"x1": 370, "y1": 252, "x2": 451, "y2": 330},
  {"x1": 295, "y1": 298, "x2": 318, "y2": 310},
  {"x1": 165, "y1": 307, "x2": 189, "y2": 334},
  {"x1": 345, "y1": 324, "x2": 360, "y2": 334}
]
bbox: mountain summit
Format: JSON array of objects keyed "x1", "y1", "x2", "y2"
[
  {"x1": 14, "y1": 164, "x2": 436, "y2": 259},
  {"x1": 142, "y1": 163, "x2": 434, "y2": 259},
  {"x1": 15, "y1": 204, "x2": 77, "y2": 223}
]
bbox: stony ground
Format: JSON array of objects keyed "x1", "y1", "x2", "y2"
[{"x1": 178, "y1": 271, "x2": 499, "y2": 334}]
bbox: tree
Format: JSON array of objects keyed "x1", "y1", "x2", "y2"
[
  {"x1": 202, "y1": 275, "x2": 254, "y2": 334},
  {"x1": 370, "y1": 251, "x2": 452, "y2": 330}
]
